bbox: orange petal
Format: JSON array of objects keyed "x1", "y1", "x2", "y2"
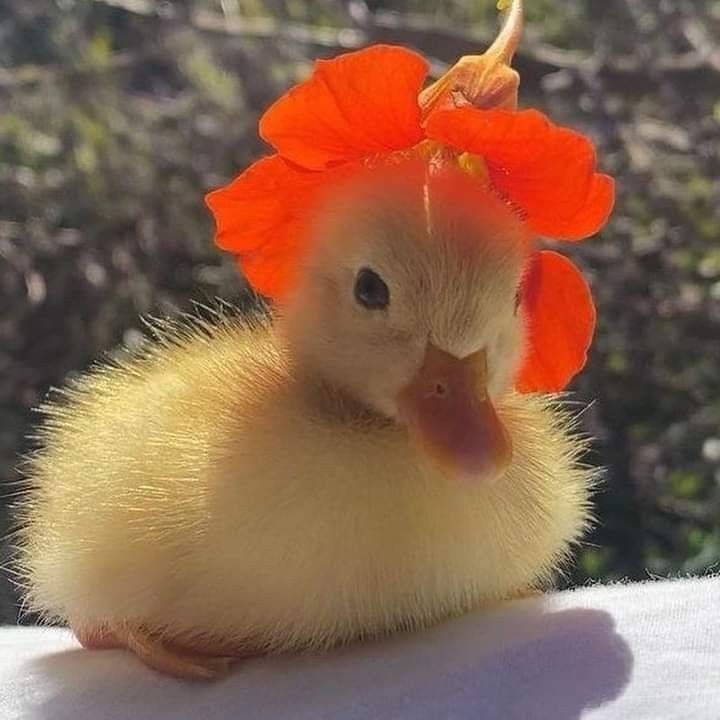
[
  {"x1": 548, "y1": 172, "x2": 615, "y2": 240},
  {"x1": 426, "y1": 107, "x2": 614, "y2": 241},
  {"x1": 259, "y1": 45, "x2": 428, "y2": 171},
  {"x1": 205, "y1": 155, "x2": 346, "y2": 298},
  {"x1": 515, "y1": 250, "x2": 596, "y2": 393}
]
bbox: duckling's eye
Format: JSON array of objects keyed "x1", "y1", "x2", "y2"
[{"x1": 354, "y1": 268, "x2": 389, "y2": 310}]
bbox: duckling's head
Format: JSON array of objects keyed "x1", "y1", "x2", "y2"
[{"x1": 279, "y1": 164, "x2": 531, "y2": 483}]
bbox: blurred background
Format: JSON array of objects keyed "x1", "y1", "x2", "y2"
[{"x1": 1, "y1": 0, "x2": 719, "y2": 623}]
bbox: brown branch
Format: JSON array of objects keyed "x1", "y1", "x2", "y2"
[
  {"x1": 655, "y1": 497, "x2": 720, "y2": 529},
  {"x1": 92, "y1": 0, "x2": 720, "y2": 77},
  {"x1": 681, "y1": 17, "x2": 720, "y2": 73},
  {"x1": 0, "y1": 50, "x2": 156, "y2": 88},
  {"x1": 3, "y1": 0, "x2": 718, "y2": 91}
]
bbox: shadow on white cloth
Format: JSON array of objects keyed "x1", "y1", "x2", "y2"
[{"x1": 14, "y1": 599, "x2": 632, "y2": 720}]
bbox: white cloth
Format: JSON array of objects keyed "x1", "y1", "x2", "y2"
[{"x1": 1, "y1": 576, "x2": 718, "y2": 720}]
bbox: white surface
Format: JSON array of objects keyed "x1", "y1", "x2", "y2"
[{"x1": 1, "y1": 576, "x2": 718, "y2": 720}]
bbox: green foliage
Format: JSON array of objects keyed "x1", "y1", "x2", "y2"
[{"x1": 1, "y1": 0, "x2": 719, "y2": 622}]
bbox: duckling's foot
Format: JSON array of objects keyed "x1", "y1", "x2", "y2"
[{"x1": 73, "y1": 622, "x2": 236, "y2": 681}]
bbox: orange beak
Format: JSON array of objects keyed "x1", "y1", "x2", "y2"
[{"x1": 397, "y1": 345, "x2": 512, "y2": 484}]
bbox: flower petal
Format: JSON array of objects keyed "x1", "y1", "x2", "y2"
[
  {"x1": 548, "y1": 172, "x2": 615, "y2": 240},
  {"x1": 205, "y1": 155, "x2": 345, "y2": 298},
  {"x1": 259, "y1": 45, "x2": 428, "y2": 171},
  {"x1": 515, "y1": 250, "x2": 596, "y2": 393},
  {"x1": 426, "y1": 107, "x2": 615, "y2": 241}
]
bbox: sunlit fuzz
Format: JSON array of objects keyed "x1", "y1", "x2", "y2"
[
  {"x1": 15, "y1": 0, "x2": 614, "y2": 682},
  {"x1": 17, "y1": 164, "x2": 597, "y2": 672}
]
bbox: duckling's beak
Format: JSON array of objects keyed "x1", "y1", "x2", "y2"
[{"x1": 397, "y1": 345, "x2": 512, "y2": 484}]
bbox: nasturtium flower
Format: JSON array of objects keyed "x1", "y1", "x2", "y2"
[{"x1": 207, "y1": 36, "x2": 614, "y2": 394}]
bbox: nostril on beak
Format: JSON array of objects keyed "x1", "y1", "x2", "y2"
[{"x1": 433, "y1": 381, "x2": 448, "y2": 398}]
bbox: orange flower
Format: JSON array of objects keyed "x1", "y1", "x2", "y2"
[
  {"x1": 515, "y1": 250, "x2": 596, "y2": 393},
  {"x1": 206, "y1": 43, "x2": 614, "y2": 393}
]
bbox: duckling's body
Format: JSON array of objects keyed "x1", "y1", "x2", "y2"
[
  {"x1": 18, "y1": 307, "x2": 591, "y2": 660},
  {"x1": 16, "y1": 158, "x2": 600, "y2": 680}
]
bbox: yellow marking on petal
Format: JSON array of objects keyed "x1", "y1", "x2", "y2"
[
  {"x1": 413, "y1": 139, "x2": 443, "y2": 161},
  {"x1": 457, "y1": 153, "x2": 491, "y2": 185}
]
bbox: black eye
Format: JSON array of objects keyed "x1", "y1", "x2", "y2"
[{"x1": 354, "y1": 268, "x2": 389, "y2": 310}]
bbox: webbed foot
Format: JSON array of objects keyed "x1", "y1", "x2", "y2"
[{"x1": 73, "y1": 622, "x2": 238, "y2": 681}]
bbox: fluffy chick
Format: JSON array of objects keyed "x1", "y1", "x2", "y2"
[{"x1": 15, "y1": 169, "x2": 594, "y2": 680}]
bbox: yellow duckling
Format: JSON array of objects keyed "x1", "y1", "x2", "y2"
[{"x1": 15, "y1": 0, "x2": 614, "y2": 680}]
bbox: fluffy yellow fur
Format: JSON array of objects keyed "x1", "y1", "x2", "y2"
[
  {"x1": 15, "y1": 309, "x2": 593, "y2": 653},
  {"x1": 15, "y1": 172, "x2": 596, "y2": 658}
]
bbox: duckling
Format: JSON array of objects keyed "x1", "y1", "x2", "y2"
[
  {"x1": 15, "y1": 0, "x2": 612, "y2": 680},
  {"x1": 15, "y1": 167, "x2": 594, "y2": 680}
]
